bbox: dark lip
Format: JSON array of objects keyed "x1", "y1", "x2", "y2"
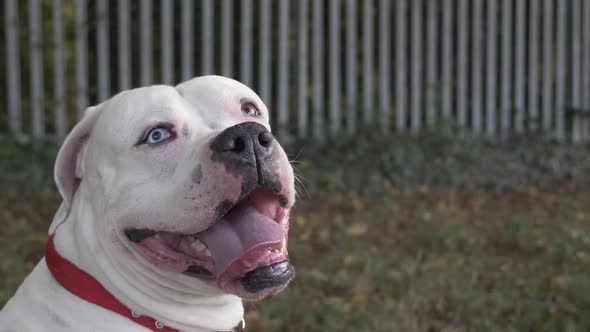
[
  {"x1": 124, "y1": 228, "x2": 156, "y2": 243},
  {"x1": 241, "y1": 260, "x2": 295, "y2": 293},
  {"x1": 184, "y1": 265, "x2": 215, "y2": 280}
]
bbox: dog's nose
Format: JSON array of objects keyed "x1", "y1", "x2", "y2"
[{"x1": 210, "y1": 122, "x2": 275, "y2": 167}]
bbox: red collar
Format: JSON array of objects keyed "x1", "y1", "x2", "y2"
[{"x1": 45, "y1": 235, "x2": 244, "y2": 332}]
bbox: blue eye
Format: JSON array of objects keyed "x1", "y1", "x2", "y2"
[{"x1": 145, "y1": 127, "x2": 172, "y2": 144}]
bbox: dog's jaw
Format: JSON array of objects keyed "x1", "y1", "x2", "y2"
[{"x1": 124, "y1": 186, "x2": 295, "y2": 301}]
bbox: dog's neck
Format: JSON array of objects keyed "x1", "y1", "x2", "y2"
[{"x1": 52, "y1": 185, "x2": 244, "y2": 332}]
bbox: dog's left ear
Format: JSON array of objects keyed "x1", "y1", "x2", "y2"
[{"x1": 49, "y1": 105, "x2": 103, "y2": 234}]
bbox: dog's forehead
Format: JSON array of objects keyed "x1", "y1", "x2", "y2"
[
  {"x1": 176, "y1": 76, "x2": 265, "y2": 109},
  {"x1": 95, "y1": 85, "x2": 187, "y2": 130}
]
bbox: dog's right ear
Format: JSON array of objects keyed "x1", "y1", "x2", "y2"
[{"x1": 50, "y1": 105, "x2": 102, "y2": 234}]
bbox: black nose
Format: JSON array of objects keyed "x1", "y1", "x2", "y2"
[{"x1": 210, "y1": 122, "x2": 275, "y2": 168}]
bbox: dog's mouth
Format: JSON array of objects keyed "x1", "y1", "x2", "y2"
[{"x1": 124, "y1": 187, "x2": 294, "y2": 296}]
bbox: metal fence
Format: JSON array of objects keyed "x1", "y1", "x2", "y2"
[{"x1": 3, "y1": 0, "x2": 590, "y2": 143}]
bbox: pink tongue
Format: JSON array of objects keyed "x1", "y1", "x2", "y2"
[{"x1": 195, "y1": 202, "x2": 284, "y2": 275}]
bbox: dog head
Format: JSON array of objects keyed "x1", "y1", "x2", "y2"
[{"x1": 52, "y1": 76, "x2": 295, "y2": 301}]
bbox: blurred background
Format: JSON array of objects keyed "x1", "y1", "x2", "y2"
[{"x1": 1, "y1": 0, "x2": 590, "y2": 331}]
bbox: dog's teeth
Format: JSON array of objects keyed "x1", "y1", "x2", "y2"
[
  {"x1": 281, "y1": 237, "x2": 287, "y2": 249},
  {"x1": 204, "y1": 248, "x2": 212, "y2": 256},
  {"x1": 191, "y1": 238, "x2": 208, "y2": 252}
]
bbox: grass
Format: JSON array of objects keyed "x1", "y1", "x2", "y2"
[{"x1": 1, "y1": 136, "x2": 590, "y2": 331}]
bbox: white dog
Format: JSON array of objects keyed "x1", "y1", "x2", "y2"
[{"x1": 0, "y1": 76, "x2": 296, "y2": 331}]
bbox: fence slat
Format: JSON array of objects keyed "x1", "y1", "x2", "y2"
[
  {"x1": 485, "y1": 0, "x2": 497, "y2": 136},
  {"x1": 161, "y1": 0, "x2": 174, "y2": 84},
  {"x1": 555, "y1": 0, "x2": 567, "y2": 141},
  {"x1": 330, "y1": 0, "x2": 342, "y2": 135},
  {"x1": 221, "y1": 0, "x2": 232, "y2": 78},
  {"x1": 541, "y1": 0, "x2": 553, "y2": 131},
  {"x1": 528, "y1": 0, "x2": 540, "y2": 131},
  {"x1": 378, "y1": 0, "x2": 390, "y2": 133},
  {"x1": 259, "y1": 0, "x2": 271, "y2": 105},
  {"x1": 345, "y1": 0, "x2": 357, "y2": 134},
  {"x1": 5, "y1": 0, "x2": 22, "y2": 135},
  {"x1": 500, "y1": 0, "x2": 512, "y2": 134},
  {"x1": 396, "y1": 0, "x2": 407, "y2": 132},
  {"x1": 425, "y1": 0, "x2": 437, "y2": 127},
  {"x1": 118, "y1": 0, "x2": 131, "y2": 91},
  {"x1": 202, "y1": 0, "x2": 213, "y2": 75},
  {"x1": 363, "y1": 0, "x2": 374, "y2": 126},
  {"x1": 441, "y1": 0, "x2": 452, "y2": 121},
  {"x1": 411, "y1": 0, "x2": 422, "y2": 133},
  {"x1": 585, "y1": 1, "x2": 590, "y2": 108},
  {"x1": 297, "y1": 0, "x2": 309, "y2": 138},
  {"x1": 584, "y1": 1, "x2": 590, "y2": 141},
  {"x1": 572, "y1": 0, "x2": 583, "y2": 143},
  {"x1": 140, "y1": 0, "x2": 152, "y2": 86},
  {"x1": 277, "y1": 0, "x2": 289, "y2": 139},
  {"x1": 53, "y1": 0, "x2": 66, "y2": 139},
  {"x1": 312, "y1": 0, "x2": 324, "y2": 139},
  {"x1": 457, "y1": 0, "x2": 468, "y2": 127},
  {"x1": 240, "y1": 0, "x2": 253, "y2": 86},
  {"x1": 181, "y1": 0, "x2": 194, "y2": 81},
  {"x1": 96, "y1": 0, "x2": 110, "y2": 102},
  {"x1": 514, "y1": 0, "x2": 525, "y2": 133},
  {"x1": 29, "y1": 0, "x2": 44, "y2": 138},
  {"x1": 471, "y1": 0, "x2": 483, "y2": 133},
  {"x1": 75, "y1": 0, "x2": 88, "y2": 119}
]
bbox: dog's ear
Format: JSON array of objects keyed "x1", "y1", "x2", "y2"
[{"x1": 49, "y1": 105, "x2": 102, "y2": 234}]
